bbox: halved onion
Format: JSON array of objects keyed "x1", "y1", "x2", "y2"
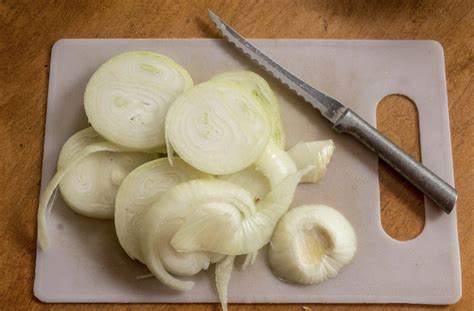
[
  {"x1": 84, "y1": 51, "x2": 193, "y2": 151},
  {"x1": 115, "y1": 158, "x2": 208, "y2": 263},
  {"x1": 268, "y1": 205, "x2": 356, "y2": 284},
  {"x1": 165, "y1": 80, "x2": 271, "y2": 175}
]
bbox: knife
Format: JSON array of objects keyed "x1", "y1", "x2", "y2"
[{"x1": 208, "y1": 10, "x2": 457, "y2": 214}]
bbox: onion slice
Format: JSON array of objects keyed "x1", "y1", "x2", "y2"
[
  {"x1": 215, "y1": 256, "x2": 235, "y2": 311},
  {"x1": 58, "y1": 128, "x2": 154, "y2": 220},
  {"x1": 139, "y1": 179, "x2": 254, "y2": 290},
  {"x1": 287, "y1": 140, "x2": 335, "y2": 183},
  {"x1": 211, "y1": 70, "x2": 285, "y2": 148},
  {"x1": 38, "y1": 137, "x2": 138, "y2": 250},
  {"x1": 165, "y1": 80, "x2": 272, "y2": 175},
  {"x1": 268, "y1": 204, "x2": 356, "y2": 284},
  {"x1": 115, "y1": 158, "x2": 208, "y2": 263},
  {"x1": 84, "y1": 51, "x2": 193, "y2": 151},
  {"x1": 170, "y1": 167, "x2": 312, "y2": 256}
]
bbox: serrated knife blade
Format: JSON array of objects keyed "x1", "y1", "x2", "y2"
[{"x1": 208, "y1": 9, "x2": 457, "y2": 214}]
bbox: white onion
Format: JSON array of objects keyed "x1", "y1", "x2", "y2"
[
  {"x1": 287, "y1": 140, "x2": 335, "y2": 183},
  {"x1": 115, "y1": 158, "x2": 208, "y2": 263},
  {"x1": 165, "y1": 80, "x2": 271, "y2": 175},
  {"x1": 215, "y1": 255, "x2": 235, "y2": 311},
  {"x1": 84, "y1": 51, "x2": 193, "y2": 150},
  {"x1": 170, "y1": 167, "x2": 312, "y2": 256},
  {"x1": 139, "y1": 179, "x2": 254, "y2": 291},
  {"x1": 58, "y1": 128, "x2": 154, "y2": 219},
  {"x1": 38, "y1": 136, "x2": 137, "y2": 250},
  {"x1": 268, "y1": 205, "x2": 356, "y2": 284},
  {"x1": 211, "y1": 70, "x2": 285, "y2": 148}
]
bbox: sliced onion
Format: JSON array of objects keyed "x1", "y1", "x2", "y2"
[
  {"x1": 115, "y1": 158, "x2": 208, "y2": 263},
  {"x1": 287, "y1": 140, "x2": 335, "y2": 183},
  {"x1": 211, "y1": 70, "x2": 285, "y2": 148},
  {"x1": 268, "y1": 205, "x2": 356, "y2": 284},
  {"x1": 219, "y1": 165, "x2": 270, "y2": 203},
  {"x1": 241, "y1": 251, "x2": 258, "y2": 271},
  {"x1": 215, "y1": 256, "x2": 235, "y2": 311},
  {"x1": 38, "y1": 138, "x2": 137, "y2": 250},
  {"x1": 139, "y1": 179, "x2": 254, "y2": 290},
  {"x1": 165, "y1": 80, "x2": 272, "y2": 175},
  {"x1": 255, "y1": 140, "x2": 297, "y2": 188},
  {"x1": 84, "y1": 51, "x2": 193, "y2": 151},
  {"x1": 170, "y1": 167, "x2": 312, "y2": 256},
  {"x1": 58, "y1": 128, "x2": 154, "y2": 220}
]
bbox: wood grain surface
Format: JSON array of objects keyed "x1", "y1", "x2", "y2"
[{"x1": 0, "y1": 1, "x2": 472, "y2": 310}]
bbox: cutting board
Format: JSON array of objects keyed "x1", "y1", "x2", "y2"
[{"x1": 34, "y1": 39, "x2": 461, "y2": 304}]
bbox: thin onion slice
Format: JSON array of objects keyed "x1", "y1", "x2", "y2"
[
  {"x1": 215, "y1": 256, "x2": 235, "y2": 311},
  {"x1": 115, "y1": 158, "x2": 208, "y2": 263},
  {"x1": 268, "y1": 204, "x2": 356, "y2": 284},
  {"x1": 139, "y1": 179, "x2": 255, "y2": 291},
  {"x1": 256, "y1": 140, "x2": 297, "y2": 188},
  {"x1": 287, "y1": 140, "x2": 335, "y2": 183},
  {"x1": 84, "y1": 51, "x2": 193, "y2": 151},
  {"x1": 58, "y1": 128, "x2": 154, "y2": 219},
  {"x1": 211, "y1": 70, "x2": 285, "y2": 148},
  {"x1": 241, "y1": 251, "x2": 258, "y2": 271},
  {"x1": 165, "y1": 80, "x2": 272, "y2": 175},
  {"x1": 170, "y1": 167, "x2": 312, "y2": 256},
  {"x1": 219, "y1": 165, "x2": 270, "y2": 203},
  {"x1": 38, "y1": 139, "x2": 136, "y2": 250}
]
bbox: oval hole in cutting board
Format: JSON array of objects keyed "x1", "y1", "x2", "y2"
[{"x1": 377, "y1": 94, "x2": 425, "y2": 241}]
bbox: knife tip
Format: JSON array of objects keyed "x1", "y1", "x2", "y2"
[{"x1": 207, "y1": 9, "x2": 220, "y2": 25}]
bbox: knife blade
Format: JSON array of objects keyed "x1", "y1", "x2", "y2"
[{"x1": 208, "y1": 10, "x2": 457, "y2": 214}]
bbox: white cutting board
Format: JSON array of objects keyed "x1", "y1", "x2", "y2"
[{"x1": 35, "y1": 39, "x2": 461, "y2": 304}]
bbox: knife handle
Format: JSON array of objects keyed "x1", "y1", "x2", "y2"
[{"x1": 333, "y1": 109, "x2": 457, "y2": 214}]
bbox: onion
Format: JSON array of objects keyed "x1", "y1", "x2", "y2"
[
  {"x1": 211, "y1": 70, "x2": 285, "y2": 148},
  {"x1": 84, "y1": 51, "x2": 193, "y2": 151},
  {"x1": 215, "y1": 256, "x2": 235, "y2": 311},
  {"x1": 58, "y1": 128, "x2": 154, "y2": 220},
  {"x1": 165, "y1": 80, "x2": 272, "y2": 175},
  {"x1": 268, "y1": 205, "x2": 356, "y2": 284},
  {"x1": 287, "y1": 140, "x2": 335, "y2": 183},
  {"x1": 139, "y1": 179, "x2": 253, "y2": 290},
  {"x1": 170, "y1": 167, "x2": 312, "y2": 256},
  {"x1": 37, "y1": 130, "x2": 144, "y2": 250},
  {"x1": 115, "y1": 158, "x2": 208, "y2": 263}
]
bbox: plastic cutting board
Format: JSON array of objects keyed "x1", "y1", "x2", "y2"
[{"x1": 34, "y1": 39, "x2": 461, "y2": 304}]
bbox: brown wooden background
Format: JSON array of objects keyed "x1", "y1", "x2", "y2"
[{"x1": 0, "y1": 1, "x2": 472, "y2": 310}]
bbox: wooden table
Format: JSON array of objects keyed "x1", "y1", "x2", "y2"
[{"x1": 1, "y1": 1, "x2": 472, "y2": 310}]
